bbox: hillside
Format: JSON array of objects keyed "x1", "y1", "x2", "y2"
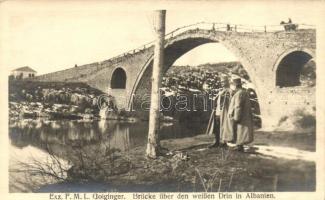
[{"x1": 168, "y1": 62, "x2": 250, "y2": 81}]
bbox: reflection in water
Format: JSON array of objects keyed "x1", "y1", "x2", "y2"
[
  {"x1": 9, "y1": 118, "x2": 205, "y2": 165},
  {"x1": 9, "y1": 119, "x2": 205, "y2": 192},
  {"x1": 10, "y1": 119, "x2": 205, "y2": 152}
]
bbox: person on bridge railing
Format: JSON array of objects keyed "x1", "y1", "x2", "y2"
[
  {"x1": 280, "y1": 18, "x2": 298, "y2": 31},
  {"x1": 227, "y1": 24, "x2": 231, "y2": 31}
]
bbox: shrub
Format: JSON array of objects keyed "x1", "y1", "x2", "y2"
[{"x1": 295, "y1": 113, "x2": 316, "y2": 129}]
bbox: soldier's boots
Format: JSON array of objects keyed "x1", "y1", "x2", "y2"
[
  {"x1": 208, "y1": 142, "x2": 228, "y2": 149},
  {"x1": 231, "y1": 145, "x2": 244, "y2": 152}
]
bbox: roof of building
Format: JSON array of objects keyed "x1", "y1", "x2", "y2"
[{"x1": 12, "y1": 66, "x2": 37, "y2": 73}]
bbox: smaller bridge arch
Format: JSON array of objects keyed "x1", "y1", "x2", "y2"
[
  {"x1": 273, "y1": 48, "x2": 315, "y2": 87},
  {"x1": 111, "y1": 67, "x2": 127, "y2": 89}
]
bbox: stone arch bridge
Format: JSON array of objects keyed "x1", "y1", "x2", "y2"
[{"x1": 35, "y1": 23, "x2": 316, "y2": 128}]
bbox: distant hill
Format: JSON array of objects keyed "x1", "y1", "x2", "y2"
[{"x1": 167, "y1": 61, "x2": 250, "y2": 81}]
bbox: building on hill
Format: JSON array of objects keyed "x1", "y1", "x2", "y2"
[{"x1": 10, "y1": 66, "x2": 37, "y2": 79}]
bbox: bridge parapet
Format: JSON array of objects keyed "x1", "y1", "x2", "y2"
[
  {"x1": 90, "y1": 22, "x2": 315, "y2": 67},
  {"x1": 34, "y1": 21, "x2": 315, "y2": 84}
]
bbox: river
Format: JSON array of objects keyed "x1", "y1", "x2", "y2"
[{"x1": 9, "y1": 119, "x2": 206, "y2": 192}]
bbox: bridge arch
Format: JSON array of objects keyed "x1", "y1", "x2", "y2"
[
  {"x1": 129, "y1": 32, "x2": 259, "y2": 113},
  {"x1": 273, "y1": 48, "x2": 315, "y2": 87},
  {"x1": 111, "y1": 67, "x2": 127, "y2": 89}
]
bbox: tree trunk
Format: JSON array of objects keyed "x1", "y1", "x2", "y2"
[{"x1": 146, "y1": 10, "x2": 166, "y2": 158}]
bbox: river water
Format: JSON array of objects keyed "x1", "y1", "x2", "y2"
[{"x1": 9, "y1": 119, "x2": 206, "y2": 192}]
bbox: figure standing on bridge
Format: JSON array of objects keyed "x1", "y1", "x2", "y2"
[
  {"x1": 280, "y1": 18, "x2": 297, "y2": 31},
  {"x1": 227, "y1": 24, "x2": 231, "y2": 31},
  {"x1": 228, "y1": 78, "x2": 254, "y2": 152},
  {"x1": 207, "y1": 76, "x2": 233, "y2": 148}
]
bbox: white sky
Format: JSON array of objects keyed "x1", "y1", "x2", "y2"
[
  {"x1": 0, "y1": 1, "x2": 323, "y2": 75},
  {"x1": 174, "y1": 44, "x2": 237, "y2": 66}
]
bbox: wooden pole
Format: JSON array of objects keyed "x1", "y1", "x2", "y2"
[{"x1": 146, "y1": 10, "x2": 166, "y2": 158}]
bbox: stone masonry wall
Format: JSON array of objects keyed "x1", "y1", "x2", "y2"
[
  {"x1": 131, "y1": 29, "x2": 316, "y2": 128},
  {"x1": 32, "y1": 28, "x2": 316, "y2": 128}
]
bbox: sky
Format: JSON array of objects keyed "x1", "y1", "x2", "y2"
[{"x1": 0, "y1": 0, "x2": 323, "y2": 75}]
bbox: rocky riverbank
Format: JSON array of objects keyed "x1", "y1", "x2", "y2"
[
  {"x1": 9, "y1": 80, "x2": 178, "y2": 122},
  {"x1": 9, "y1": 101, "x2": 91, "y2": 120},
  {"x1": 9, "y1": 80, "x2": 101, "y2": 118},
  {"x1": 9, "y1": 80, "x2": 139, "y2": 122}
]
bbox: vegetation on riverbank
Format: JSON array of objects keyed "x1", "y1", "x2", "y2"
[{"x1": 10, "y1": 131, "x2": 315, "y2": 192}]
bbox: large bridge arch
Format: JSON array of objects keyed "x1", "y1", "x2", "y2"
[{"x1": 129, "y1": 32, "x2": 261, "y2": 116}]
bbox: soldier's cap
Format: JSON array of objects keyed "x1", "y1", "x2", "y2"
[{"x1": 230, "y1": 77, "x2": 242, "y2": 86}]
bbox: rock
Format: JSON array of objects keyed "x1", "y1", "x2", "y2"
[
  {"x1": 99, "y1": 108, "x2": 119, "y2": 120},
  {"x1": 83, "y1": 114, "x2": 94, "y2": 120},
  {"x1": 70, "y1": 106, "x2": 79, "y2": 113},
  {"x1": 85, "y1": 108, "x2": 94, "y2": 114},
  {"x1": 162, "y1": 115, "x2": 176, "y2": 122},
  {"x1": 20, "y1": 111, "x2": 36, "y2": 118},
  {"x1": 36, "y1": 111, "x2": 51, "y2": 118}
]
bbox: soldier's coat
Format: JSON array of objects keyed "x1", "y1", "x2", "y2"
[
  {"x1": 228, "y1": 88, "x2": 254, "y2": 145},
  {"x1": 217, "y1": 88, "x2": 234, "y2": 143},
  {"x1": 206, "y1": 88, "x2": 234, "y2": 143}
]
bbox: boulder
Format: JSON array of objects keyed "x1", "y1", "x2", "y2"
[{"x1": 99, "y1": 108, "x2": 119, "y2": 120}]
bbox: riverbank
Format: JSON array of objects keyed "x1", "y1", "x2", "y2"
[
  {"x1": 9, "y1": 128, "x2": 316, "y2": 192},
  {"x1": 9, "y1": 80, "x2": 104, "y2": 120},
  {"x1": 101, "y1": 132, "x2": 315, "y2": 192}
]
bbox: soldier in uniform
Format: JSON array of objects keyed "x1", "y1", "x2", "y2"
[
  {"x1": 228, "y1": 78, "x2": 254, "y2": 151},
  {"x1": 207, "y1": 76, "x2": 234, "y2": 148}
]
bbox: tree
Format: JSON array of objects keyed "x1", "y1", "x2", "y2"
[{"x1": 146, "y1": 10, "x2": 166, "y2": 158}]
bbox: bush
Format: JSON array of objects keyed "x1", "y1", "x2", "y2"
[
  {"x1": 278, "y1": 108, "x2": 315, "y2": 131},
  {"x1": 278, "y1": 115, "x2": 288, "y2": 126},
  {"x1": 295, "y1": 113, "x2": 316, "y2": 129}
]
